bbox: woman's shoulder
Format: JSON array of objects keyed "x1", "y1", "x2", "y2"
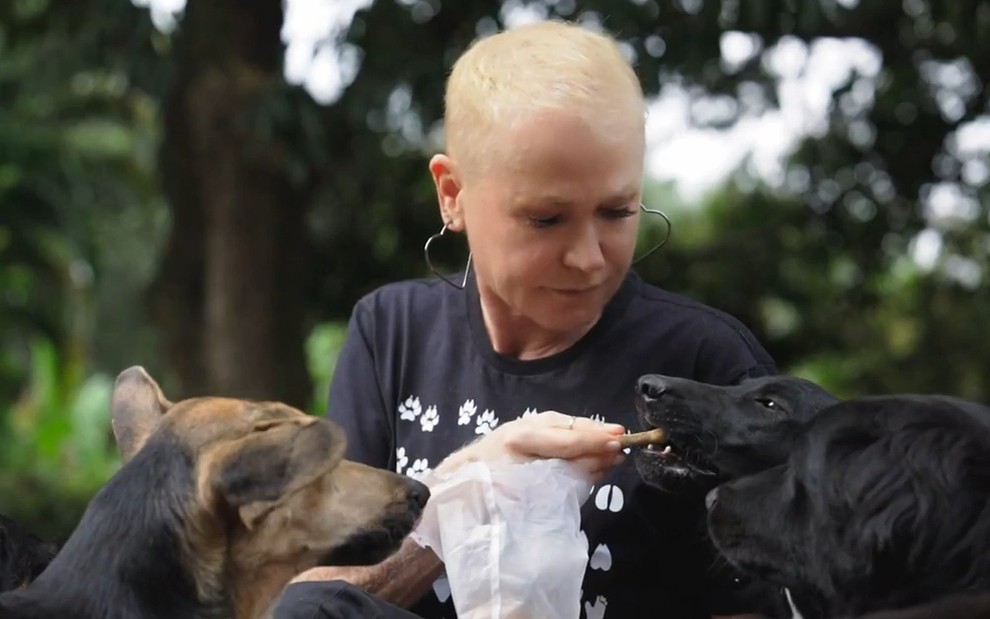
[
  {"x1": 629, "y1": 276, "x2": 745, "y2": 326},
  {"x1": 358, "y1": 276, "x2": 447, "y2": 302},
  {"x1": 353, "y1": 275, "x2": 464, "y2": 323},
  {"x1": 622, "y1": 275, "x2": 776, "y2": 380},
  {"x1": 625, "y1": 275, "x2": 768, "y2": 349}
]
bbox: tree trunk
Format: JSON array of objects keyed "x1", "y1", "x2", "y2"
[{"x1": 153, "y1": 0, "x2": 310, "y2": 407}]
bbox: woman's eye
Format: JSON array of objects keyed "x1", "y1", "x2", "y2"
[
  {"x1": 602, "y1": 207, "x2": 637, "y2": 220},
  {"x1": 529, "y1": 215, "x2": 560, "y2": 228}
]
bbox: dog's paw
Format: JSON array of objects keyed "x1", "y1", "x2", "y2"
[
  {"x1": 420, "y1": 405, "x2": 440, "y2": 432},
  {"x1": 475, "y1": 409, "x2": 500, "y2": 435},
  {"x1": 457, "y1": 399, "x2": 477, "y2": 425},
  {"x1": 399, "y1": 396, "x2": 423, "y2": 421},
  {"x1": 584, "y1": 595, "x2": 608, "y2": 619}
]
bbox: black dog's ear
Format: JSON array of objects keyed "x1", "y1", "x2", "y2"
[
  {"x1": 209, "y1": 418, "x2": 346, "y2": 529},
  {"x1": 110, "y1": 366, "x2": 173, "y2": 463}
]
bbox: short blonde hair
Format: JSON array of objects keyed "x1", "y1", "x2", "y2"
[{"x1": 444, "y1": 20, "x2": 646, "y2": 173}]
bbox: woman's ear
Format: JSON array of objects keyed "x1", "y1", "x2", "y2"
[{"x1": 429, "y1": 154, "x2": 465, "y2": 231}]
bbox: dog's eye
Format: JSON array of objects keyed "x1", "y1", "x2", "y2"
[
  {"x1": 252, "y1": 420, "x2": 284, "y2": 432},
  {"x1": 756, "y1": 398, "x2": 778, "y2": 410}
]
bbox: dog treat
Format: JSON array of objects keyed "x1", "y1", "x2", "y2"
[{"x1": 618, "y1": 427, "x2": 667, "y2": 448}]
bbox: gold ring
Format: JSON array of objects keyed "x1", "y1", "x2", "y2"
[{"x1": 567, "y1": 416, "x2": 576, "y2": 430}]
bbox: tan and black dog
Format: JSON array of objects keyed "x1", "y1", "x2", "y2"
[
  {"x1": 0, "y1": 513, "x2": 56, "y2": 593},
  {"x1": 0, "y1": 366, "x2": 429, "y2": 619}
]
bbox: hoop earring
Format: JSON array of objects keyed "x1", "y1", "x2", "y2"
[
  {"x1": 423, "y1": 224, "x2": 473, "y2": 290},
  {"x1": 633, "y1": 203, "x2": 672, "y2": 264}
]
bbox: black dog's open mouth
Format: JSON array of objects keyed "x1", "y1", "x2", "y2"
[
  {"x1": 635, "y1": 434, "x2": 718, "y2": 478},
  {"x1": 632, "y1": 395, "x2": 718, "y2": 481}
]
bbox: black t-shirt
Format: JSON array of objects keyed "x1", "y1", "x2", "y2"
[{"x1": 327, "y1": 270, "x2": 779, "y2": 619}]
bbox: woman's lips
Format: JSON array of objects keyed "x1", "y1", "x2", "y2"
[{"x1": 550, "y1": 285, "x2": 598, "y2": 297}]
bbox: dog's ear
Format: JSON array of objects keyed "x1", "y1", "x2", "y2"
[
  {"x1": 210, "y1": 418, "x2": 346, "y2": 530},
  {"x1": 110, "y1": 366, "x2": 173, "y2": 463}
]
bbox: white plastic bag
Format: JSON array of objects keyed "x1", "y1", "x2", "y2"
[{"x1": 411, "y1": 459, "x2": 591, "y2": 619}]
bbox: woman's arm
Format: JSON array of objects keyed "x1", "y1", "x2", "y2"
[
  {"x1": 291, "y1": 538, "x2": 443, "y2": 607},
  {"x1": 292, "y1": 411, "x2": 625, "y2": 606}
]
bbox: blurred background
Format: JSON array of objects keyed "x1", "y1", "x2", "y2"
[{"x1": 1, "y1": 0, "x2": 988, "y2": 540}]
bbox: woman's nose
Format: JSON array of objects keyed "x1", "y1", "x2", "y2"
[{"x1": 562, "y1": 226, "x2": 606, "y2": 272}]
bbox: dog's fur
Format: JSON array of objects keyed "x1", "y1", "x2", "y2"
[
  {"x1": 0, "y1": 514, "x2": 56, "y2": 593},
  {"x1": 630, "y1": 374, "x2": 840, "y2": 618},
  {"x1": 0, "y1": 366, "x2": 429, "y2": 619},
  {"x1": 853, "y1": 591, "x2": 990, "y2": 619},
  {"x1": 707, "y1": 394, "x2": 990, "y2": 618},
  {"x1": 633, "y1": 374, "x2": 839, "y2": 491}
]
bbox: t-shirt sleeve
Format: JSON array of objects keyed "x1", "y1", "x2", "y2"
[
  {"x1": 692, "y1": 314, "x2": 778, "y2": 386},
  {"x1": 325, "y1": 297, "x2": 393, "y2": 470}
]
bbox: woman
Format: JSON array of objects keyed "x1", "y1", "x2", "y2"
[{"x1": 279, "y1": 19, "x2": 777, "y2": 619}]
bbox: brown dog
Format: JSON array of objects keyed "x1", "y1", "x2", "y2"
[
  {"x1": 0, "y1": 514, "x2": 56, "y2": 593},
  {"x1": 0, "y1": 366, "x2": 429, "y2": 619}
]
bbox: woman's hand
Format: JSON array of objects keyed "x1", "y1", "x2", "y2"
[{"x1": 434, "y1": 411, "x2": 626, "y2": 481}]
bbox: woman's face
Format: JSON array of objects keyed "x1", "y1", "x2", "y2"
[{"x1": 458, "y1": 108, "x2": 645, "y2": 336}]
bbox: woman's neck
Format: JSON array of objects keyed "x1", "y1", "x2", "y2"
[{"x1": 476, "y1": 288, "x2": 599, "y2": 360}]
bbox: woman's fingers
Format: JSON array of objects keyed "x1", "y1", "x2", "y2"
[
  {"x1": 530, "y1": 411, "x2": 625, "y2": 434},
  {"x1": 434, "y1": 412, "x2": 628, "y2": 477},
  {"x1": 572, "y1": 452, "x2": 627, "y2": 481},
  {"x1": 502, "y1": 413, "x2": 625, "y2": 461}
]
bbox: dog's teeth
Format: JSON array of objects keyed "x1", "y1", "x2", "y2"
[{"x1": 662, "y1": 445, "x2": 672, "y2": 454}]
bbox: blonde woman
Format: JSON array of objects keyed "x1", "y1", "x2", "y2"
[{"x1": 278, "y1": 20, "x2": 778, "y2": 619}]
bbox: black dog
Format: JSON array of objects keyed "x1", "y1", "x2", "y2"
[
  {"x1": 854, "y1": 591, "x2": 990, "y2": 619},
  {"x1": 631, "y1": 374, "x2": 840, "y2": 618},
  {"x1": 634, "y1": 374, "x2": 839, "y2": 491},
  {"x1": 0, "y1": 514, "x2": 56, "y2": 593},
  {"x1": 707, "y1": 394, "x2": 990, "y2": 618}
]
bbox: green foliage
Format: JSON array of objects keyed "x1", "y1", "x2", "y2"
[
  {"x1": 0, "y1": 338, "x2": 119, "y2": 541},
  {"x1": 304, "y1": 321, "x2": 348, "y2": 415},
  {"x1": 3, "y1": 0, "x2": 990, "y2": 537},
  {"x1": 0, "y1": 321, "x2": 348, "y2": 540},
  {"x1": 0, "y1": 0, "x2": 166, "y2": 411}
]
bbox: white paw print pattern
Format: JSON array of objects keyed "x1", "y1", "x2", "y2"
[
  {"x1": 395, "y1": 447, "x2": 409, "y2": 473},
  {"x1": 407, "y1": 458, "x2": 431, "y2": 480},
  {"x1": 398, "y1": 396, "x2": 422, "y2": 421},
  {"x1": 594, "y1": 484, "x2": 624, "y2": 512},
  {"x1": 589, "y1": 544, "x2": 613, "y2": 571},
  {"x1": 520, "y1": 407, "x2": 538, "y2": 418},
  {"x1": 420, "y1": 405, "x2": 440, "y2": 432},
  {"x1": 457, "y1": 399, "x2": 478, "y2": 426},
  {"x1": 475, "y1": 409, "x2": 499, "y2": 434},
  {"x1": 585, "y1": 595, "x2": 608, "y2": 619},
  {"x1": 432, "y1": 574, "x2": 451, "y2": 603},
  {"x1": 589, "y1": 413, "x2": 606, "y2": 424}
]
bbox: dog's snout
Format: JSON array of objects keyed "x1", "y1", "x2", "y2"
[
  {"x1": 405, "y1": 478, "x2": 430, "y2": 510},
  {"x1": 637, "y1": 375, "x2": 669, "y2": 401}
]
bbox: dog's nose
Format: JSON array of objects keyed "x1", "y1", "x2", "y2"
[
  {"x1": 405, "y1": 478, "x2": 430, "y2": 510},
  {"x1": 637, "y1": 375, "x2": 669, "y2": 401},
  {"x1": 705, "y1": 487, "x2": 719, "y2": 511}
]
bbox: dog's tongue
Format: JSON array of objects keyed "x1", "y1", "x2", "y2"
[{"x1": 618, "y1": 427, "x2": 667, "y2": 448}]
